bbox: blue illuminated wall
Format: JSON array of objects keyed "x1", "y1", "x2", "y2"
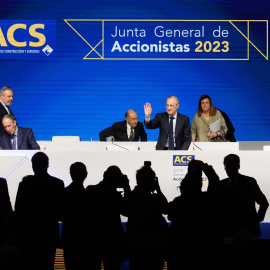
[{"x1": 1, "y1": 0, "x2": 269, "y2": 141}]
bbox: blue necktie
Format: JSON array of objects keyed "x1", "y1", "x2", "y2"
[{"x1": 169, "y1": 116, "x2": 174, "y2": 150}]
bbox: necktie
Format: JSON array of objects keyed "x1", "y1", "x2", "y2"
[
  {"x1": 129, "y1": 128, "x2": 134, "y2": 141},
  {"x1": 10, "y1": 134, "x2": 16, "y2": 150},
  {"x1": 169, "y1": 116, "x2": 174, "y2": 150}
]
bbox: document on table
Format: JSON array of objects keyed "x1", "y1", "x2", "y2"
[{"x1": 209, "y1": 118, "x2": 221, "y2": 132}]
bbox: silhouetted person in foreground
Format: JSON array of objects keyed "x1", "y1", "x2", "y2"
[
  {"x1": 126, "y1": 162, "x2": 169, "y2": 270},
  {"x1": 15, "y1": 152, "x2": 64, "y2": 270},
  {"x1": 219, "y1": 154, "x2": 269, "y2": 270},
  {"x1": 167, "y1": 160, "x2": 220, "y2": 270},
  {"x1": 0, "y1": 178, "x2": 19, "y2": 270},
  {"x1": 0, "y1": 178, "x2": 13, "y2": 249},
  {"x1": 61, "y1": 162, "x2": 88, "y2": 270},
  {"x1": 85, "y1": 166, "x2": 131, "y2": 270},
  {"x1": 220, "y1": 154, "x2": 269, "y2": 240}
]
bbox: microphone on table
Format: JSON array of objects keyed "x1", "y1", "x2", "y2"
[
  {"x1": 193, "y1": 142, "x2": 203, "y2": 151},
  {"x1": 111, "y1": 137, "x2": 130, "y2": 151}
]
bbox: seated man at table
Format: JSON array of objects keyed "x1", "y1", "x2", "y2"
[
  {"x1": 99, "y1": 109, "x2": 147, "y2": 141},
  {"x1": 0, "y1": 114, "x2": 40, "y2": 150}
]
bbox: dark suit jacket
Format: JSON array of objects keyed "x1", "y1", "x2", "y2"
[
  {"x1": 84, "y1": 181, "x2": 127, "y2": 249},
  {"x1": 0, "y1": 102, "x2": 14, "y2": 135},
  {"x1": 99, "y1": 120, "x2": 147, "y2": 141},
  {"x1": 0, "y1": 126, "x2": 40, "y2": 150},
  {"x1": 217, "y1": 108, "x2": 236, "y2": 142},
  {"x1": 219, "y1": 174, "x2": 269, "y2": 237},
  {"x1": 144, "y1": 112, "x2": 191, "y2": 150},
  {"x1": 15, "y1": 172, "x2": 64, "y2": 247},
  {"x1": 60, "y1": 182, "x2": 86, "y2": 249}
]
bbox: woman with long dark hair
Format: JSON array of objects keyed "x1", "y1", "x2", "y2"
[{"x1": 191, "y1": 94, "x2": 227, "y2": 142}]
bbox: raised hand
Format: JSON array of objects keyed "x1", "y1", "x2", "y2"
[{"x1": 144, "y1": 102, "x2": 152, "y2": 118}]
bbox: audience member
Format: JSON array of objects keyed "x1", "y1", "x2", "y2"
[
  {"x1": 0, "y1": 178, "x2": 13, "y2": 249},
  {"x1": 15, "y1": 152, "x2": 64, "y2": 270},
  {"x1": 220, "y1": 154, "x2": 269, "y2": 240},
  {"x1": 167, "y1": 160, "x2": 220, "y2": 270},
  {"x1": 0, "y1": 115, "x2": 40, "y2": 150},
  {"x1": 61, "y1": 162, "x2": 88, "y2": 270},
  {"x1": 84, "y1": 166, "x2": 131, "y2": 270},
  {"x1": 1, "y1": 152, "x2": 269, "y2": 270},
  {"x1": 219, "y1": 154, "x2": 269, "y2": 269},
  {"x1": 126, "y1": 161, "x2": 169, "y2": 270}
]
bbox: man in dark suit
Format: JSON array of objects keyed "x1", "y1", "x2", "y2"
[
  {"x1": 144, "y1": 96, "x2": 191, "y2": 150},
  {"x1": 0, "y1": 86, "x2": 15, "y2": 134},
  {"x1": 0, "y1": 114, "x2": 40, "y2": 150},
  {"x1": 99, "y1": 109, "x2": 147, "y2": 141},
  {"x1": 220, "y1": 154, "x2": 269, "y2": 239},
  {"x1": 15, "y1": 152, "x2": 64, "y2": 270},
  {"x1": 61, "y1": 162, "x2": 88, "y2": 270}
]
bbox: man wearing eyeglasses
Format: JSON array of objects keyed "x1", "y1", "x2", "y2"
[{"x1": 144, "y1": 96, "x2": 191, "y2": 150}]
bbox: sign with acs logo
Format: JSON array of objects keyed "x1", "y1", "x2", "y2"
[{"x1": 0, "y1": 20, "x2": 55, "y2": 58}]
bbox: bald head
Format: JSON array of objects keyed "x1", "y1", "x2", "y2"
[{"x1": 125, "y1": 109, "x2": 138, "y2": 128}]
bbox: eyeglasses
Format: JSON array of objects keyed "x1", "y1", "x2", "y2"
[{"x1": 166, "y1": 104, "x2": 177, "y2": 108}]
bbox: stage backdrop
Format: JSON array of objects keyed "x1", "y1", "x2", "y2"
[{"x1": 0, "y1": 0, "x2": 269, "y2": 141}]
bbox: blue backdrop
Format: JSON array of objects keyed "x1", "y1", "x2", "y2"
[{"x1": 1, "y1": 0, "x2": 269, "y2": 141}]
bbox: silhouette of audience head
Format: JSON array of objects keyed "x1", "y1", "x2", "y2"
[
  {"x1": 31, "y1": 152, "x2": 49, "y2": 174},
  {"x1": 103, "y1": 165, "x2": 125, "y2": 189},
  {"x1": 70, "y1": 162, "x2": 88, "y2": 184},
  {"x1": 188, "y1": 159, "x2": 204, "y2": 174},
  {"x1": 136, "y1": 162, "x2": 156, "y2": 192},
  {"x1": 224, "y1": 154, "x2": 240, "y2": 179},
  {"x1": 180, "y1": 160, "x2": 203, "y2": 194}
]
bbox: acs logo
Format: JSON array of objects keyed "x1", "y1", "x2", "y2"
[
  {"x1": 173, "y1": 155, "x2": 195, "y2": 166},
  {"x1": 0, "y1": 23, "x2": 46, "y2": 47}
]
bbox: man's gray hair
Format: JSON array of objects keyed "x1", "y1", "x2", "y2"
[
  {"x1": 167, "y1": 95, "x2": 179, "y2": 105},
  {"x1": 2, "y1": 114, "x2": 16, "y2": 123},
  {"x1": 0, "y1": 86, "x2": 12, "y2": 95}
]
